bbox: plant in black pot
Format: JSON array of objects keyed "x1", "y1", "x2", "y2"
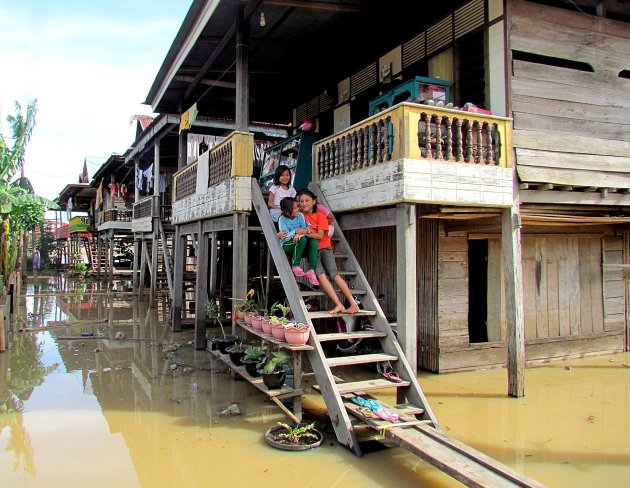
[
  {"x1": 207, "y1": 298, "x2": 239, "y2": 353},
  {"x1": 241, "y1": 346, "x2": 266, "y2": 377},
  {"x1": 225, "y1": 341, "x2": 250, "y2": 366},
  {"x1": 257, "y1": 350, "x2": 290, "y2": 390},
  {"x1": 265, "y1": 422, "x2": 323, "y2": 451}
]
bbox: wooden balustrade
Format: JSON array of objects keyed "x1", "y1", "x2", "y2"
[
  {"x1": 103, "y1": 209, "x2": 132, "y2": 223},
  {"x1": 173, "y1": 161, "x2": 198, "y2": 201},
  {"x1": 208, "y1": 140, "x2": 232, "y2": 186},
  {"x1": 313, "y1": 103, "x2": 511, "y2": 181},
  {"x1": 133, "y1": 197, "x2": 153, "y2": 219}
]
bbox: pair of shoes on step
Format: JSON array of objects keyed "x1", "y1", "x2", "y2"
[{"x1": 292, "y1": 266, "x2": 319, "y2": 286}]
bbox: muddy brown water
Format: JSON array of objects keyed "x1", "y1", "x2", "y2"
[{"x1": 1, "y1": 275, "x2": 629, "y2": 487}]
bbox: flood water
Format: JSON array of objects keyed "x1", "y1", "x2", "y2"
[{"x1": 2, "y1": 275, "x2": 629, "y2": 487}]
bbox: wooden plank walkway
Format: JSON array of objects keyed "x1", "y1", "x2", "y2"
[{"x1": 343, "y1": 394, "x2": 546, "y2": 488}]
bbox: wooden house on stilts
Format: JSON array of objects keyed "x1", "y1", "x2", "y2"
[{"x1": 134, "y1": 0, "x2": 629, "y2": 479}]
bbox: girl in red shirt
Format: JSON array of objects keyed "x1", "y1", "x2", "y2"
[{"x1": 298, "y1": 190, "x2": 360, "y2": 314}]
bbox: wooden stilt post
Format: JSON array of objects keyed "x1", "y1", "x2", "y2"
[
  {"x1": 172, "y1": 227, "x2": 185, "y2": 332},
  {"x1": 195, "y1": 223, "x2": 209, "y2": 350},
  {"x1": 502, "y1": 205, "x2": 525, "y2": 397},
  {"x1": 209, "y1": 232, "x2": 218, "y2": 297},
  {"x1": 396, "y1": 203, "x2": 418, "y2": 375},
  {"x1": 235, "y1": 10, "x2": 249, "y2": 132},
  {"x1": 232, "y1": 212, "x2": 248, "y2": 335},
  {"x1": 150, "y1": 138, "x2": 161, "y2": 306},
  {"x1": 139, "y1": 240, "x2": 147, "y2": 297},
  {"x1": 96, "y1": 235, "x2": 102, "y2": 278},
  {"x1": 108, "y1": 229, "x2": 115, "y2": 283},
  {"x1": 132, "y1": 237, "x2": 140, "y2": 293}
]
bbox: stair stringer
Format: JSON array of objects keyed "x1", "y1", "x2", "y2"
[
  {"x1": 309, "y1": 182, "x2": 439, "y2": 428},
  {"x1": 251, "y1": 178, "x2": 362, "y2": 455}
]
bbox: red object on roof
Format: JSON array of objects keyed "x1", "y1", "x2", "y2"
[{"x1": 130, "y1": 115, "x2": 155, "y2": 131}]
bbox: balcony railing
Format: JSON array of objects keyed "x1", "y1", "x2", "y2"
[
  {"x1": 172, "y1": 131, "x2": 254, "y2": 203},
  {"x1": 313, "y1": 102, "x2": 512, "y2": 181},
  {"x1": 68, "y1": 216, "x2": 90, "y2": 234},
  {"x1": 174, "y1": 162, "x2": 198, "y2": 201},
  {"x1": 55, "y1": 224, "x2": 69, "y2": 240},
  {"x1": 133, "y1": 196, "x2": 153, "y2": 219},
  {"x1": 103, "y1": 209, "x2": 132, "y2": 223}
]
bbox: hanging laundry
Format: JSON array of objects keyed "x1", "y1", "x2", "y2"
[
  {"x1": 96, "y1": 180, "x2": 104, "y2": 207},
  {"x1": 120, "y1": 184, "x2": 130, "y2": 201}
]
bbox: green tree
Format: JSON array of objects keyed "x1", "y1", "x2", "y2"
[{"x1": 0, "y1": 100, "x2": 57, "y2": 282}]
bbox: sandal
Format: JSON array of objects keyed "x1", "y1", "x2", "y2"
[
  {"x1": 305, "y1": 273, "x2": 319, "y2": 286},
  {"x1": 292, "y1": 266, "x2": 305, "y2": 277},
  {"x1": 373, "y1": 407, "x2": 399, "y2": 422},
  {"x1": 382, "y1": 370, "x2": 403, "y2": 384}
]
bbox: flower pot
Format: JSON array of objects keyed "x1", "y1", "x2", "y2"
[
  {"x1": 226, "y1": 344, "x2": 249, "y2": 366},
  {"x1": 244, "y1": 312, "x2": 253, "y2": 326},
  {"x1": 264, "y1": 425, "x2": 323, "y2": 451},
  {"x1": 251, "y1": 314, "x2": 263, "y2": 331},
  {"x1": 284, "y1": 325, "x2": 311, "y2": 346},
  {"x1": 242, "y1": 356, "x2": 265, "y2": 377},
  {"x1": 211, "y1": 335, "x2": 240, "y2": 354},
  {"x1": 259, "y1": 365, "x2": 287, "y2": 390},
  {"x1": 271, "y1": 324, "x2": 285, "y2": 341},
  {"x1": 261, "y1": 319, "x2": 273, "y2": 336},
  {"x1": 236, "y1": 309, "x2": 245, "y2": 321}
]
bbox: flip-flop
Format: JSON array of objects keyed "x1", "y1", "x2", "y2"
[
  {"x1": 305, "y1": 273, "x2": 319, "y2": 286},
  {"x1": 291, "y1": 266, "x2": 305, "y2": 277},
  {"x1": 383, "y1": 370, "x2": 403, "y2": 383},
  {"x1": 373, "y1": 407, "x2": 399, "y2": 422},
  {"x1": 351, "y1": 396, "x2": 371, "y2": 408}
]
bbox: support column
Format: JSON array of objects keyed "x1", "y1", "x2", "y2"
[
  {"x1": 178, "y1": 130, "x2": 188, "y2": 170},
  {"x1": 502, "y1": 205, "x2": 525, "y2": 397},
  {"x1": 195, "y1": 223, "x2": 209, "y2": 349},
  {"x1": 172, "y1": 227, "x2": 185, "y2": 332},
  {"x1": 235, "y1": 11, "x2": 249, "y2": 132},
  {"x1": 232, "y1": 212, "x2": 248, "y2": 335},
  {"x1": 96, "y1": 235, "x2": 102, "y2": 278},
  {"x1": 208, "y1": 232, "x2": 218, "y2": 296},
  {"x1": 132, "y1": 237, "x2": 139, "y2": 293},
  {"x1": 108, "y1": 229, "x2": 115, "y2": 283},
  {"x1": 150, "y1": 139, "x2": 161, "y2": 305},
  {"x1": 139, "y1": 239, "x2": 147, "y2": 297},
  {"x1": 396, "y1": 203, "x2": 417, "y2": 374},
  {"x1": 134, "y1": 158, "x2": 140, "y2": 202}
]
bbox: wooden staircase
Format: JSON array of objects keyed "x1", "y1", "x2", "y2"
[
  {"x1": 86, "y1": 236, "x2": 107, "y2": 273},
  {"x1": 251, "y1": 179, "x2": 437, "y2": 455},
  {"x1": 251, "y1": 179, "x2": 545, "y2": 487}
]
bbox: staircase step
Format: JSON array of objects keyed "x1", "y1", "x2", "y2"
[
  {"x1": 317, "y1": 331, "x2": 387, "y2": 342},
  {"x1": 326, "y1": 353, "x2": 398, "y2": 368},
  {"x1": 393, "y1": 403, "x2": 425, "y2": 416},
  {"x1": 309, "y1": 310, "x2": 376, "y2": 320},
  {"x1": 337, "y1": 270, "x2": 357, "y2": 277},
  {"x1": 300, "y1": 289, "x2": 367, "y2": 297},
  {"x1": 314, "y1": 377, "x2": 410, "y2": 394}
]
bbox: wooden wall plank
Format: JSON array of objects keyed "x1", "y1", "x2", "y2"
[
  {"x1": 517, "y1": 165, "x2": 630, "y2": 189},
  {"x1": 487, "y1": 239, "x2": 505, "y2": 341},
  {"x1": 515, "y1": 148, "x2": 630, "y2": 173},
  {"x1": 546, "y1": 240, "x2": 560, "y2": 337},
  {"x1": 512, "y1": 94, "x2": 630, "y2": 126},
  {"x1": 513, "y1": 111, "x2": 630, "y2": 141},
  {"x1": 513, "y1": 129, "x2": 630, "y2": 158},
  {"x1": 535, "y1": 238, "x2": 549, "y2": 339},
  {"x1": 578, "y1": 239, "x2": 594, "y2": 334},
  {"x1": 557, "y1": 239, "x2": 572, "y2": 336},
  {"x1": 590, "y1": 239, "x2": 604, "y2": 334},
  {"x1": 567, "y1": 239, "x2": 581, "y2": 336},
  {"x1": 522, "y1": 237, "x2": 538, "y2": 340}
]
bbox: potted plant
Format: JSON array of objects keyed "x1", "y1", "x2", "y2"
[
  {"x1": 232, "y1": 289, "x2": 255, "y2": 321},
  {"x1": 269, "y1": 315, "x2": 287, "y2": 341},
  {"x1": 257, "y1": 350, "x2": 290, "y2": 389},
  {"x1": 264, "y1": 422, "x2": 323, "y2": 451},
  {"x1": 206, "y1": 298, "x2": 239, "y2": 353},
  {"x1": 225, "y1": 341, "x2": 250, "y2": 366},
  {"x1": 241, "y1": 346, "x2": 266, "y2": 377},
  {"x1": 251, "y1": 289, "x2": 267, "y2": 330},
  {"x1": 284, "y1": 322, "x2": 311, "y2": 346}
]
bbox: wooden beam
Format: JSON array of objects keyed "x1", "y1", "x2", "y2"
[
  {"x1": 174, "y1": 75, "x2": 236, "y2": 90},
  {"x1": 235, "y1": 11, "x2": 249, "y2": 132},
  {"x1": 337, "y1": 207, "x2": 396, "y2": 230},
  {"x1": 502, "y1": 205, "x2": 525, "y2": 397},
  {"x1": 232, "y1": 212, "x2": 249, "y2": 335},
  {"x1": 583, "y1": 187, "x2": 598, "y2": 192},
  {"x1": 518, "y1": 182, "x2": 529, "y2": 190},
  {"x1": 264, "y1": 0, "x2": 361, "y2": 12},
  {"x1": 172, "y1": 227, "x2": 185, "y2": 332},
  {"x1": 396, "y1": 203, "x2": 417, "y2": 374},
  {"x1": 536, "y1": 183, "x2": 553, "y2": 191},
  {"x1": 195, "y1": 223, "x2": 209, "y2": 350}
]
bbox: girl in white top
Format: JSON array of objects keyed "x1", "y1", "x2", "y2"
[{"x1": 267, "y1": 164, "x2": 296, "y2": 222}]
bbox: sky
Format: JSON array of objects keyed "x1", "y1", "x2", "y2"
[{"x1": 0, "y1": 0, "x2": 192, "y2": 200}]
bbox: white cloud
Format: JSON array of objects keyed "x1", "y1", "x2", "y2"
[{"x1": 0, "y1": 5, "x2": 184, "y2": 199}]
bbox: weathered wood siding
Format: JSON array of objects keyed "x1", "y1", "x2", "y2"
[
  {"x1": 603, "y1": 236, "x2": 626, "y2": 333},
  {"x1": 418, "y1": 219, "x2": 439, "y2": 372},
  {"x1": 437, "y1": 227, "x2": 470, "y2": 353},
  {"x1": 521, "y1": 236, "x2": 603, "y2": 340},
  {"x1": 345, "y1": 227, "x2": 397, "y2": 318},
  {"x1": 510, "y1": 1, "x2": 630, "y2": 189}
]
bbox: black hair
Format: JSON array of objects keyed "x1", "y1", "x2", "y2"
[
  {"x1": 280, "y1": 197, "x2": 297, "y2": 218},
  {"x1": 273, "y1": 165, "x2": 292, "y2": 186},
  {"x1": 295, "y1": 189, "x2": 318, "y2": 213}
]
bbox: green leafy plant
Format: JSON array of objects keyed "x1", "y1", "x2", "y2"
[
  {"x1": 206, "y1": 298, "x2": 226, "y2": 338},
  {"x1": 274, "y1": 422, "x2": 319, "y2": 444},
  {"x1": 243, "y1": 346, "x2": 265, "y2": 361},
  {"x1": 270, "y1": 301, "x2": 290, "y2": 318},
  {"x1": 232, "y1": 288, "x2": 255, "y2": 313},
  {"x1": 257, "y1": 350, "x2": 290, "y2": 373},
  {"x1": 74, "y1": 262, "x2": 87, "y2": 275}
]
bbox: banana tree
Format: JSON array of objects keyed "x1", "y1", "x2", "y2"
[{"x1": 0, "y1": 100, "x2": 57, "y2": 284}]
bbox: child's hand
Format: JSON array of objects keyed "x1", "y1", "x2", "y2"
[
  {"x1": 295, "y1": 229, "x2": 305, "y2": 235},
  {"x1": 278, "y1": 231, "x2": 287, "y2": 239},
  {"x1": 293, "y1": 234, "x2": 304, "y2": 242}
]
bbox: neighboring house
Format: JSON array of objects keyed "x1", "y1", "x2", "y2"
[{"x1": 141, "y1": 0, "x2": 630, "y2": 379}]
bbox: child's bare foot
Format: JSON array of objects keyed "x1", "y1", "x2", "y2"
[
  {"x1": 345, "y1": 304, "x2": 360, "y2": 314},
  {"x1": 328, "y1": 304, "x2": 344, "y2": 314}
]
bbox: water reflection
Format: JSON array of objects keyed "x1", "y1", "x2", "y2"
[{"x1": 2, "y1": 275, "x2": 630, "y2": 487}]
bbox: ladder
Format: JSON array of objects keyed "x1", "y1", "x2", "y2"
[
  {"x1": 86, "y1": 236, "x2": 106, "y2": 273},
  {"x1": 251, "y1": 179, "x2": 437, "y2": 455}
]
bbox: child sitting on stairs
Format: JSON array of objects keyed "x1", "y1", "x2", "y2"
[{"x1": 277, "y1": 197, "x2": 319, "y2": 286}]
